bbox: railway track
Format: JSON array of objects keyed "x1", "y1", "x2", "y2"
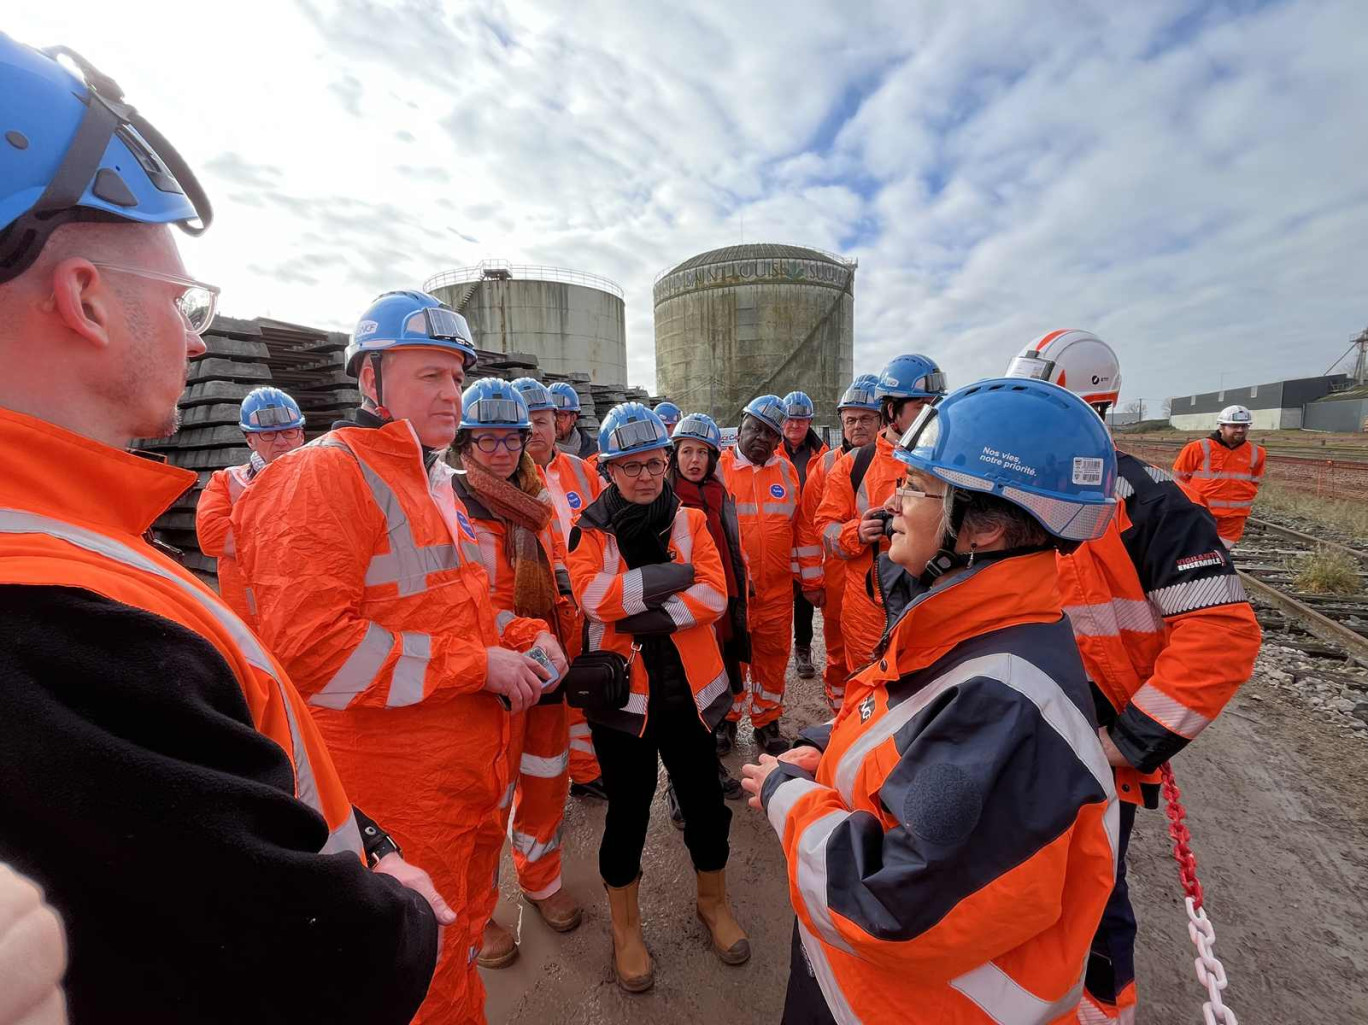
[{"x1": 1235, "y1": 516, "x2": 1368, "y2": 664}]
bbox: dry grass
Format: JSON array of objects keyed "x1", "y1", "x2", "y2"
[
  {"x1": 1256, "y1": 484, "x2": 1368, "y2": 545},
  {"x1": 1292, "y1": 547, "x2": 1362, "y2": 595}
]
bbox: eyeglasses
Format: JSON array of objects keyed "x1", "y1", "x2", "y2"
[
  {"x1": 89, "y1": 262, "x2": 220, "y2": 335},
  {"x1": 894, "y1": 477, "x2": 946, "y2": 503},
  {"x1": 258, "y1": 428, "x2": 305, "y2": 444},
  {"x1": 614, "y1": 457, "x2": 668, "y2": 478},
  {"x1": 841, "y1": 412, "x2": 878, "y2": 426},
  {"x1": 472, "y1": 434, "x2": 526, "y2": 453}
]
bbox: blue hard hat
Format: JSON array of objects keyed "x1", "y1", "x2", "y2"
[
  {"x1": 742, "y1": 394, "x2": 788, "y2": 435},
  {"x1": 892, "y1": 378, "x2": 1117, "y2": 543},
  {"x1": 598, "y1": 402, "x2": 672, "y2": 461},
  {"x1": 239, "y1": 387, "x2": 304, "y2": 433},
  {"x1": 876, "y1": 354, "x2": 947, "y2": 401},
  {"x1": 782, "y1": 391, "x2": 815, "y2": 419},
  {"x1": 548, "y1": 381, "x2": 582, "y2": 413},
  {"x1": 345, "y1": 290, "x2": 477, "y2": 376},
  {"x1": 653, "y1": 400, "x2": 682, "y2": 425},
  {"x1": 672, "y1": 412, "x2": 722, "y2": 452},
  {"x1": 837, "y1": 376, "x2": 881, "y2": 412},
  {"x1": 510, "y1": 376, "x2": 555, "y2": 412},
  {"x1": 460, "y1": 378, "x2": 531, "y2": 430},
  {"x1": 0, "y1": 35, "x2": 212, "y2": 284}
]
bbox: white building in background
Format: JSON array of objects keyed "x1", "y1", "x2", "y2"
[{"x1": 1168, "y1": 375, "x2": 1349, "y2": 431}]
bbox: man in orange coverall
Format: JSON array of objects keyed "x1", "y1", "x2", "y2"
[
  {"x1": 235, "y1": 290, "x2": 567, "y2": 1025},
  {"x1": 814, "y1": 355, "x2": 946, "y2": 675},
  {"x1": 194, "y1": 386, "x2": 306, "y2": 622},
  {"x1": 1172, "y1": 404, "x2": 1266, "y2": 548},
  {"x1": 718, "y1": 394, "x2": 819, "y2": 756}
]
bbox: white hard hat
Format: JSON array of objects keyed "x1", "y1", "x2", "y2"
[
  {"x1": 1004, "y1": 329, "x2": 1121, "y2": 411},
  {"x1": 1218, "y1": 405, "x2": 1252, "y2": 425}
]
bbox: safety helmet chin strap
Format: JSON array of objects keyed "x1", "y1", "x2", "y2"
[
  {"x1": 363, "y1": 353, "x2": 394, "y2": 423},
  {"x1": 917, "y1": 487, "x2": 1056, "y2": 586}
]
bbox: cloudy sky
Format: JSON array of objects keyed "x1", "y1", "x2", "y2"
[{"x1": 11, "y1": 0, "x2": 1367, "y2": 408}]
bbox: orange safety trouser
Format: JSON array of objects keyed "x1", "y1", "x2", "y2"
[
  {"x1": 566, "y1": 705, "x2": 600, "y2": 783},
  {"x1": 839, "y1": 555, "x2": 885, "y2": 677},
  {"x1": 728, "y1": 590, "x2": 794, "y2": 728},
  {"x1": 821, "y1": 572, "x2": 847, "y2": 713},
  {"x1": 471, "y1": 700, "x2": 571, "y2": 932}
]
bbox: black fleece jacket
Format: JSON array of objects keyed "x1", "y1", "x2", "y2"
[{"x1": 0, "y1": 585, "x2": 438, "y2": 1024}]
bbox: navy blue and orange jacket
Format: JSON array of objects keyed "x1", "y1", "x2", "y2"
[
  {"x1": 1059, "y1": 452, "x2": 1261, "y2": 803},
  {"x1": 760, "y1": 551, "x2": 1118, "y2": 1024}
]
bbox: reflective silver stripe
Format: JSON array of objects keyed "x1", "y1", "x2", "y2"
[
  {"x1": 244, "y1": 586, "x2": 258, "y2": 616},
  {"x1": 581, "y1": 534, "x2": 621, "y2": 617},
  {"x1": 1191, "y1": 471, "x2": 1259, "y2": 481},
  {"x1": 1147, "y1": 574, "x2": 1246, "y2": 616},
  {"x1": 620, "y1": 569, "x2": 647, "y2": 615},
  {"x1": 520, "y1": 750, "x2": 570, "y2": 778},
  {"x1": 569, "y1": 722, "x2": 592, "y2": 738},
  {"x1": 1130, "y1": 682, "x2": 1211, "y2": 739},
  {"x1": 823, "y1": 449, "x2": 840, "y2": 471},
  {"x1": 800, "y1": 566, "x2": 822, "y2": 582},
  {"x1": 1062, "y1": 598, "x2": 1162, "y2": 638},
  {"x1": 797, "y1": 921, "x2": 860, "y2": 1025},
  {"x1": 1200, "y1": 438, "x2": 1212, "y2": 475},
  {"x1": 763, "y1": 501, "x2": 796, "y2": 516},
  {"x1": 570, "y1": 739, "x2": 595, "y2": 755},
  {"x1": 623, "y1": 691, "x2": 649, "y2": 715},
  {"x1": 671, "y1": 509, "x2": 693, "y2": 560},
  {"x1": 317, "y1": 438, "x2": 461, "y2": 596},
  {"x1": 794, "y1": 809, "x2": 858, "y2": 954},
  {"x1": 766, "y1": 775, "x2": 822, "y2": 837},
  {"x1": 569, "y1": 457, "x2": 594, "y2": 497},
  {"x1": 312, "y1": 621, "x2": 395, "y2": 709},
  {"x1": 832, "y1": 653, "x2": 1119, "y2": 874},
  {"x1": 735, "y1": 502, "x2": 759, "y2": 516},
  {"x1": 588, "y1": 620, "x2": 607, "y2": 651},
  {"x1": 795, "y1": 545, "x2": 823, "y2": 558},
  {"x1": 475, "y1": 531, "x2": 500, "y2": 580},
  {"x1": 694, "y1": 668, "x2": 730, "y2": 717},
  {"x1": 950, "y1": 961, "x2": 1085, "y2": 1025},
  {"x1": 1208, "y1": 498, "x2": 1254, "y2": 509},
  {"x1": 854, "y1": 476, "x2": 870, "y2": 515},
  {"x1": 822, "y1": 522, "x2": 850, "y2": 560},
  {"x1": 499, "y1": 781, "x2": 516, "y2": 809},
  {"x1": 661, "y1": 594, "x2": 696, "y2": 628},
  {"x1": 495, "y1": 609, "x2": 516, "y2": 633},
  {"x1": 511, "y1": 828, "x2": 562, "y2": 862},
  {"x1": 790, "y1": 561, "x2": 801, "y2": 574},
  {"x1": 388, "y1": 631, "x2": 431, "y2": 707},
  {"x1": 0, "y1": 509, "x2": 363, "y2": 858},
  {"x1": 756, "y1": 685, "x2": 785, "y2": 705}
]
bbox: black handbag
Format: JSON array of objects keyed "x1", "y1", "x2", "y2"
[{"x1": 561, "y1": 643, "x2": 640, "y2": 710}]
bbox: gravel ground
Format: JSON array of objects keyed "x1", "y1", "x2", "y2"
[{"x1": 480, "y1": 620, "x2": 1368, "y2": 1024}]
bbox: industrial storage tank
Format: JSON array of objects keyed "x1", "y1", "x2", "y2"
[
  {"x1": 425, "y1": 261, "x2": 627, "y2": 383},
  {"x1": 653, "y1": 243, "x2": 855, "y2": 426}
]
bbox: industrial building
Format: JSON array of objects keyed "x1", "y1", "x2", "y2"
[
  {"x1": 1168, "y1": 375, "x2": 1349, "y2": 431},
  {"x1": 653, "y1": 243, "x2": 855, "y2": 426},
  {"x1": 425, "y1": 261, "x2": 627, "y2": 383}
]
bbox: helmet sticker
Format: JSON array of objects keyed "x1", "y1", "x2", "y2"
[
  {"x1": 769, "y1": 483, "x2": 786, "y2": 499},
  {"x1": 355, "y1": 319, "x2": 378, "y2": 339},
  {"x1": 979, "y1": 446, "x2": 1037, "y2": 478},
  {"x1": 1071, "y1": 457, "x2": 1105, "y2": 486}
]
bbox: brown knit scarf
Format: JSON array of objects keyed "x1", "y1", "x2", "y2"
[{"x1": 457, "y1": 450, "x2": 556, "y2": 619}]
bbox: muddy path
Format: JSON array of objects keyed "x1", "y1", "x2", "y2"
[{"x1": 482, "y1": 623, "x2": 1368, "y2": 1024}]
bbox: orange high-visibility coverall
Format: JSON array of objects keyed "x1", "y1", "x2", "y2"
[
  {"x1": 1059, "y1": 452, "x2": 1260, "y2": 1022},
  {"x1": 813, "y1": 433, "x2": 904, "y2": 676},
  {"x1": 1172, "y1": 435, "x2": 1266, "y2": 545},
  {"x1": 455, "y1": 468, "x2": 581, "y2": 925},
  {"x1": 235, "y1": 419, "x2": 544, "y2": 1025},
  {"x1": 719, "y1": 448, "x2": 817, "y2": 727},
  {"x1": 194, "y1": 462, "x2": 257, "y2": 622},
  {"x1": 759, "y1": 552, "x2": 1117, "y2": 1023},
  {"x1": 544, "y1": 449, "x2": 603, "y2": 783},
  {"x1": 800, "y1": 445, "x2": 849, "y2": 711}
]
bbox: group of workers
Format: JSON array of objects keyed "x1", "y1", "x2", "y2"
[{"x1": 0, "y1": 34, "x2": 1270, "y2": 1025}]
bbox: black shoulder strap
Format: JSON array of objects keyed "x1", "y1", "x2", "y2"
[{"x1": 850, "y1": 442, "x2": 878, "y2": 493}]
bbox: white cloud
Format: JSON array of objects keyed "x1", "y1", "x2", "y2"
[{"x1": 7, "y1": 0, "x2": 1367, "y2": 404}]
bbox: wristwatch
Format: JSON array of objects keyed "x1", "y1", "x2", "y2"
[{"x1": 354, "y1": 807, "x2": 402, "y2": 868}]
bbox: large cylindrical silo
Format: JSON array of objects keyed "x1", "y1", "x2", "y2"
[
  {"x1": 425, "y1": 262, "x2": 627, "y2": 383},
  {"x1": 653, "y1": 243, "x2": 855, "y2": 426}
]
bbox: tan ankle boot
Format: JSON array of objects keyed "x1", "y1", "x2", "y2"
[
  {"x1": 696, "y1": 869, "x2": 750, "y2": 965},
  {"x1": 605, "y1": 876, "x2": 653, "y2": 992},
  {"x1": 477, "y1": 919, "x2": 518, "y2": 969}
]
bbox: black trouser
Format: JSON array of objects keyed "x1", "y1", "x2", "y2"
[
  {"x1": 792, "y1": 582, "x2": 814, "y2": 649},
  {"x1": 1084, "y1": 800, "x2": 1138, "y2": 1011},
  {"x1": 782, "y1": 920, "x2": 835, "y2": 1023},
  {"x1": 590, "y1": 713, "x2": 731, "y2": 887}
]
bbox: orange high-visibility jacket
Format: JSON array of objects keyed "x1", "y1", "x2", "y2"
[
  {"x1": 814, "y1": 433, "x2": 904, "y2": 672},
  {"x1": 1060, "y1": 453, "x2": 1261, "y2": 803},
  {"x1": 760, "y1": 552, "x2": 1117, "y2": 1023},
  {"x1": 567, "y1": 495, "x2": 732, "y2": 736},
  {"x1": 195, "y1": 461, "x2": 257, "y2": 622},
  {"x1": 545, "y1": 449, "x2": 602, "y2": 548},
  {"x1": 802, "y1": 445, "x2": 850, "y2": 705},
  {"x1": 1172, "y1": 436, "x2": 1266, "y2": 543},
  {"x1": 719, "y1": 447, "x2": 820, "y2": 598},
  {"x1": 234, "y1": 418, "x2": 545, "y2": 1022},
  {"x1": 0, "y1": 409, "x2": 363, "y2": 857}
]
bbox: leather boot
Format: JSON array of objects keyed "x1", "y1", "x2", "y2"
[
  {"x1": 605, "y1": 876, "x2": 653, "y2": 992},
  {"x1": 525, "y1": 886, "x2": 583, "y2": 932},
  {"x1": 695, "y1": 869, "x2": 750, "y2": 965},
  {"x1": 794, "y1": 645, "x2": 816, "y2": 679},
  {"x1": 477, "y1": 919, "x2": 518, "y2": 969}
]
